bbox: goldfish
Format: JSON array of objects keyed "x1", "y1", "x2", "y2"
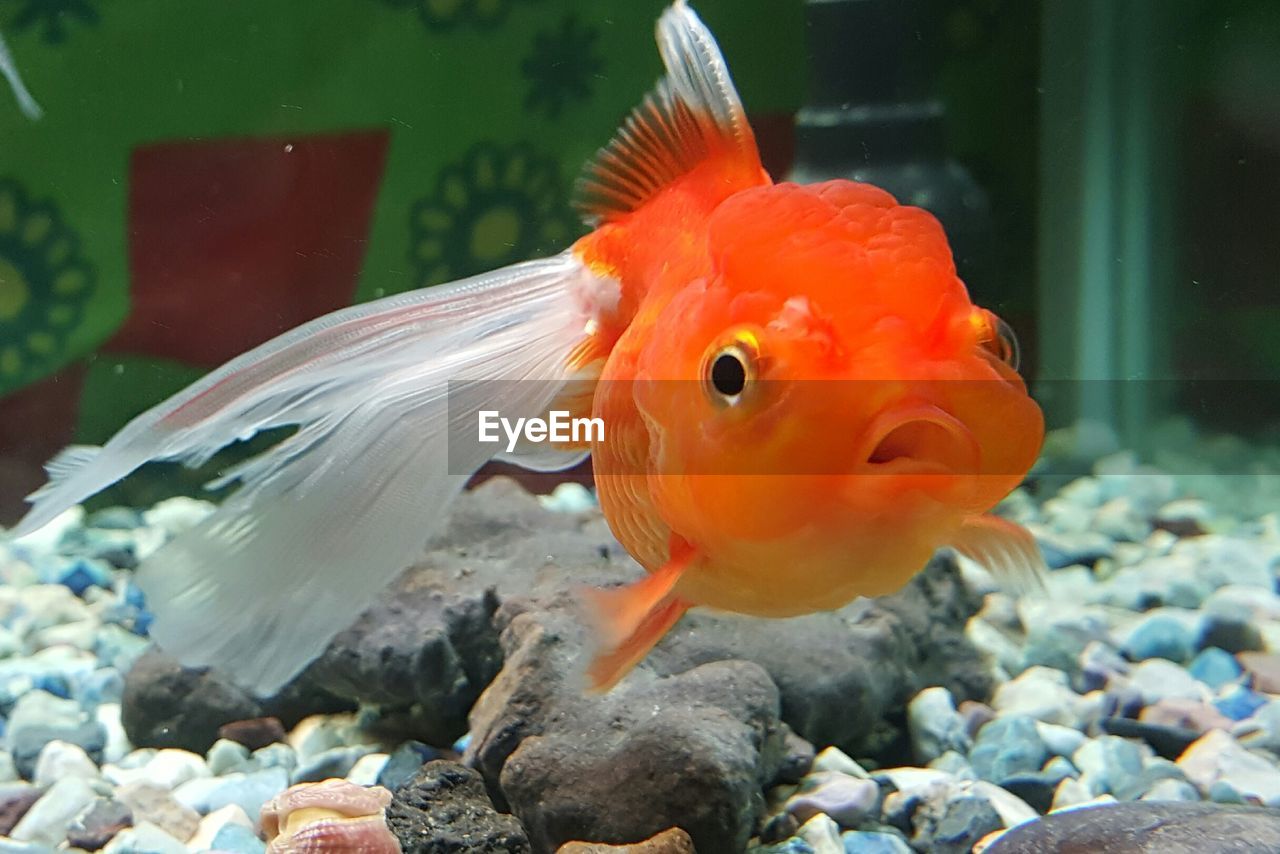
[{"x1": 10, "y1": 1, "x2": 1045, "y2": 695}]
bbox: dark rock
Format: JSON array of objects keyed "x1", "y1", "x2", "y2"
[
  {"x1": 129, "y1": 477, "x2": 989, "y2": 769},
  {"x1": 0, "y1": 784, "x2": 42, "y2": 836},
  {"x1": 465, "y1": 594, "x2": 791, "y2": 854},
  {"x1": 1001, "y1": 774, "x2": 1060, "y2": 815},
  {"x1": 1200, "y1": 617, "x2": 1264, "y2": 656},
  {"x1": 775, "y1": 729, "x2": 817, "y2": 785},
  {"x1": 930, "y1": 796, "x2": 1003, "y2": 854},
  {"x1": 386, "y1": 760, "x2": 530, "y2": 854},
  {"x1": 987, "y1": 802, "x2": 1280, "y2": 853},
  {"x1": 122, "y1": 649, "x2": 351, "y2": 753},
  {"x1": 1101, "y1": 718, "x2": 1200, "y2": 762},
  {"x1": 645, "y1": 552, "x2": 993, "y2": 759},
  {"x1": 315, "y1": 481, "x2": 988, "y2": 759},
  {"x1": 66, "y1": 797, "x2": 133, "y2": 851},
  {"x1": 758, "y1": 811, "x2": 801, "y2": 844},
  {"x1": 217, "y1": 716, "x2": 286, "y2": 750},
  {"x1": 556, "y1": 827, "x2": 696, "y2": 853}
]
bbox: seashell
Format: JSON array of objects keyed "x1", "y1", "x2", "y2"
[{"x1": 262, "y1": 778, "x2": 400, "y2": 853}]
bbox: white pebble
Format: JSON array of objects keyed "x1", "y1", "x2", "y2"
[
  {"x1": 796, "y1": 812, "x2": 843, "y2": 854},
  {"x1": 10, "y1": 776, "x2": 97, "y2": 845},
  {"x1": 102, "y1": 820, "x2": 189, "y2": 854},
  {"x1": 186, "y1": 803, "x2": 254, "y2": 850},
  {"x1": 33, "y1": 740, "x2": 99, "y2": 786},
  {"x1": 346, "y1": 752, "x2": 390, "y2": 786},
  {"x1": 811, "y1": 746, "x2": 870, "y2": 778}
]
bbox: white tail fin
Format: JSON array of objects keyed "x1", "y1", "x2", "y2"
[
  {"x1": 16, "y1": 252, "x2": 614, "y2": 694},
  {"x1": 0, "y1": 27, "x2": 42, "y2": 120}
]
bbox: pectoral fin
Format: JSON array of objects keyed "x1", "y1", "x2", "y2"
[
  {"x1": 950, "y1": 514, "x2": 1048, "y2": 595},
  {"x1": 580, "y1": 545, "x2": 695, "y2": 692}
]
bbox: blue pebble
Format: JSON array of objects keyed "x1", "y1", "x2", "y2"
[
  {"x1": 1189, "y1": 647, "x2": 1243, "y2": 689},
  {"x1": 1214, "y1": 686, "x2": 1268, "y2": 722},
  {"x1": 843, "y1": 830, "x2": 913, "y2": 854},
  {"x1": 452, "y1": 732, "x2": 471, "y2": 753},
  {"x1": 378, "y1": 740, "x2": 442, "y2": 791},
  {"x1": 211, "y1": 823, "x2": 266, "y2": 854},
  {"x1": 1209, "y1": 780, "x2": 1246, "y2": 804},
  {"x1": 54, "y1": 557, "x2": 114, "y2": 597},
  {"x1": 133, "y1": 609, "x2": 153, "y2": 637},
  {"x1": 1122, "y1": 615, "x2": 1194, "y2": 663},
  {"x1": 31, "y1": 673, "x2": 71, "y2": 700},
  {"x1": 969, "y1": 715, "x2": 1049, "y2": 783},
  {"x1": 122, "y1": 580, "x2": 148, "y2": 610}
]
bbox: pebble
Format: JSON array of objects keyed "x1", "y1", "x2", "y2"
[
  {"x1": 187, "y1": 803, "x2": 255, "y2": 850},
  {"x1": 207, "y1": 738, "x2": 255, "y2": 776},
  {"x1": 795, "y1": 813, "x2": 843, "y2": 854},
  {"x1": 1140, "y1": 777, "x2": 1201, "y2": 801},
  {"x1": 839, "y1": 830, "x2": 912, "y2": 853},
  {"x1": 969, "y1": 716, "x2": 1048, "y2": 784},
  {"x1": 173, "y1": 765, "x2": 289, "y2": 819},
  {"x1": 1178, "y1": 729, "x2": 1280, "y2": 805},
  {"x1": 1188, "y1": 647, "x2": 1243, "y2": 688},
  {"x1": 1121, "y1": 614, "x2": 1195, "y2": 663},
  {"x1": 376, "y1": 740, "x2": 439, "y2": 791},
  {"x1": 1072, "y1": 736, "x2": 1148, "y2": 800},
  {"x1": 1214, "y1": 686, "x2": 1268, "y2": 722},
  {"x1": 210, "y1": 822, "x2": 268, "y2": 854},
  {"x1": 217, "y1": 716, "x2": 286, "y2": 751},
  {"x1": 33, "y1": 739, "x2": 99, "y2": 785},
  {"x1": 106, "y1": 747, "x2": 211, "y2": 790},
  {"x1": 346, "y1": 752, "x2": 390, "y2": 786},
  {"x1": 115, "y1": 781, "x2": 201, "y2": 843},
  {"x1": 290, "y1": 743, "x2": 375, "y2": 784},
  {"x1": 9, "y1": 776, "x2": 97, "y2": 845},
  {"x1": 907, "y1": 687, "x2": 970, "y2": 763},
  {"x1": 931, "y1": 796, "x2": 1002, "y2": 854},
  {"x1": 102, "y1": 820, "x2": 188, "y2": 854},
  {"x1": 990, "y1": 667, "x2": 1085, "y2": 726},
  {"x1": 1127, "y1": 659, "x2": 1208, "y2": 705},
  {"x1": 1238, "y1": 652, "x2": 1280, "y2": 694},
  {"x1": 1034, "y1": 722, "x2": 1085, "y2": 758},
  {"x1": 784, "y1": 772, "x2": 879, "y2": 828},
  {"x1": 811, "y1": 747, "x2": 870, "y2": 779},
  {"x1": 66, "y1": 797, "x2": 132, "y2": 850},
  {"x1": 5, "y1": 689, "x2": 106, "y2": 778}
]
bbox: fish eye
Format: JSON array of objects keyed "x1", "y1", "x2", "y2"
[
  {"x1": 990, "y1": 318, "x2": 1021, "y2": 371},
  {"x1": 974, "y1": 310, "x2": 1021, "y2": 371},
  {"x1": 702, "y1": 334, "x2": 758, "y2": 406}
]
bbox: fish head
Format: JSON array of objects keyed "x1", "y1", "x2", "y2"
[{"x1": 630, "y1": 180, "x2": 1044, "y2": 565}]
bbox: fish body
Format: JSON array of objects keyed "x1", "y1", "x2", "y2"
[{"x1": 10, "y1": 1, "x2": 1045, "y2": 695}]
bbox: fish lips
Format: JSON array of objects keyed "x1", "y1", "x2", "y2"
[{"x1": 858, "y1": 401, "x2": 982, "y2": 477}]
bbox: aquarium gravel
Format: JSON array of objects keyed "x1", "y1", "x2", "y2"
[{"x1": 2, "y1": 445, "x2": 1280, "y2": 851}]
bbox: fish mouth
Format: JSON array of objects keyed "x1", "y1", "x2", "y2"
[{"x1": 861, "y1": 403, "x2": 980, "y2": 475}]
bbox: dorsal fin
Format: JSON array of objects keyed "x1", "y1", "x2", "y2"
[{"x1": 574, "y1": 0, "x2": 760, "y2": 225}]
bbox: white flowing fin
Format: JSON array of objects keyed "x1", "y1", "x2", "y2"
[
  {"x1": 15, "y1": 251, "x2": 615, "y2": 694},
  {"x1": 0, "y1": 27, "x2": 42, "y2": 120}
]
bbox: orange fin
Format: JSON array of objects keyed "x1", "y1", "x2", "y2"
[
  {"x1": 951, "y1": 514, "x2": 1048, "y2": 595},
  {"x1": 581, "y1": 548, "x2": 694, "y2": 692},
  {"x1": 573, "y1": 1, "x2": 761, "y2": 224}
]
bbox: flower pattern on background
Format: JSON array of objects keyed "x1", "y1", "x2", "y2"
[
  {"x1": 3, "y1": 0, "x2": 100, "y2": 44},
  {"x1": 409, "y1": 143, "x2": 579, "y2": 287},
  {"x1": 522, "y1": 14, "x2": 603, "y2": 119},
  {"x1": 0, "y1": 177, "x2": 94, "y2": 392},
  {"x1": 378, "y1": 0, "x2": 538, "y2": 32}
]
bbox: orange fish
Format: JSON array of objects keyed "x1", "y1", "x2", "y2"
[{"x1": 11, "y1": 1, "x2": 1045, "y2": 695}]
